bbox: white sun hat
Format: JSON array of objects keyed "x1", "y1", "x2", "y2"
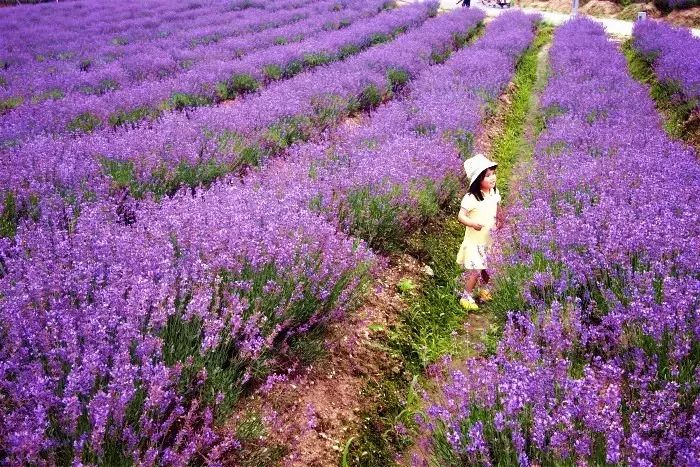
[{"x1": 463, "y1": 153, "x2": 498, "y2": 189}]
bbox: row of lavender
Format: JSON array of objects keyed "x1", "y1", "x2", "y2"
[
  {"x1": 0, "y1": 177, "x2": 377, "y2": 465},
  {"x1": 0, "y1": 8, "x2": 490, "y2": 464},
  {"x1": 0, "y1": 1, "x2": 448, "y2": 236},
  {"x1": 2, "y1": 1, "x2": 238, "y2": 60},
  {"x1": 0, "y1": 0, "x2": 392, "y2": 142},
  {"x1": 421, "y1": 18, "x2": 700, "y2": 466},
  {"x1": 0, "y1": 0, "x2": 406, "y2": 143},
  {"x1": 0, "y1": 0, "x2": 318, "y2": 95},
  {"x1": 632, "y1": 19, "x2": 700, "y2": 109}
]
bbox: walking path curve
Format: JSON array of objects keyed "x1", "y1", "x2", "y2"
[{"x1": 400, "y1": 0, "x2": 700, "y2": 38}]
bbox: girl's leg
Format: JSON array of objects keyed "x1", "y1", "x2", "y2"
[
  {"x1": 480, "y1": 269, "x2": 490, "y2": 285},
  {"x1": 464, "y1": 270, "x2": 480, "y2": 295}
]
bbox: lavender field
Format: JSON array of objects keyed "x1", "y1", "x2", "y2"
[{"x1": 1, "y1": 0, "x2": 698, "y2": 465}]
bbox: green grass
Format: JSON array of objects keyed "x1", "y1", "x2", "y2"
[
  {"x1": 31, "y1": 88, "x2": 65, "y2": 104},
  {"x1": 216, "y1": 73, "x2": 260, "y2": 100},
  {"x1": 108, "y1": 106, "x2": 159, "y2": 128},
  {"x1": 0, "y1": 96, "x2": 23, "y2": 114},
  {"x1": 227, "y1": 412, "x2": 288, "y2": 466},
  {"x1": 67, "y1": 111, "x2": 101, "y2": 133},
  {"x1": 80, "y1": 78, "x2": 120, "y2": 96},
  {"x1": 99, "y1": 138, "x2": 261, "y2": 201},
  {"x1": 342, "y1": 186, "x2": 407, "y2": 251},
  {"x1": 339, "y1": 44, "x2": 361, "y2": 59},
  {"x1": 190, "y1": 33, "x2": 221, "y2": 47},
  {"x1": 263, "y1": 63, "x2": 284, "y2": 81},
  {"x1": 399, "y1": 216, "x2": 473, "y2": 369},
  {"x1": 342, "y1": 376, "x2": 420, "y2": 466},
  {"x1": 387, "y1": 68, "x2": 410, "y2": 92},
  {"x1": 163, "y1": 92, "x2": 213, "y2": 111},
  {"x1": 317, "y1": 176, "x2": 457, "y2": 254},
  {"x1": 397, "y1": 278, "x2": 417, "y2": 294},
  {"x1": 0, "y1": 191, "x2": 18, "y2": 238},
  {"x1": 303, "y1": 52, "x2": 333, "y2": 67}
]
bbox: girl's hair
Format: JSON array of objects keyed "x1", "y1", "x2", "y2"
[{"x1": 468, "y1": 166, "x2": 497, "y2": 201}]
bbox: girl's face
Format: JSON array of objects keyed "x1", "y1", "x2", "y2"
[{"x1": 480, "y1": 168, "x2": 496, "y2": 192}]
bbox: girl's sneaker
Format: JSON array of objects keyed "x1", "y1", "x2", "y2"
[
  {"x1": 459, "y1": 295, "x2": 479, "y2": 311},
  {"x1": 477, "y1": 288, "x2": 493, "y2": 303}
]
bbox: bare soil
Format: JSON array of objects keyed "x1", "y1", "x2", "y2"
[
  {"x1": 683, "y1": 111, "x2": 700, "y2": 155},
  {"x1": 665, "y1": 6, "x2": 700, "y2": 27},
  {"x1": 580, "y1": 0, "x2": 623, "y2": 16},
  {"x1": 225, "y1": 254, "x2": 426, "y2": 466},
  {"x1": 518, "y1": 0, "x2": 575, "y2": 12}
]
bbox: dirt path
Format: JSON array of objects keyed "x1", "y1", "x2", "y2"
[
  {"x1": 515, "y1": 41, "x2": 551, "y2": 179},
  {"x1": 225, "y1": 254, "x2": 427, "y2": 466},
  {"x1": 527, "y1": 44, "x2": 551, "y2": 143}
]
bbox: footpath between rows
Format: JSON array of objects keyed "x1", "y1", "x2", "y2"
[{"x1": 343, "y1": 22, "x2": 554, "y2": 465}]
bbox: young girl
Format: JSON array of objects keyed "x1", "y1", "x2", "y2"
[{"x1": 456, "y1": 153, "x2": 503, "y2": 311}]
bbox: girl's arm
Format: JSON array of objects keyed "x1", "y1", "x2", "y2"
[
  {"x1": 458, "y1": 207, "x2": 483, "y2": 231},
  {"x1": 496, "y1": 204, "x2": 504, "y2": 229}
]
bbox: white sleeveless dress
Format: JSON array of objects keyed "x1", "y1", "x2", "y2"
[{"x1": 455, "y1": 188, "x2": 500, "y2": 270}]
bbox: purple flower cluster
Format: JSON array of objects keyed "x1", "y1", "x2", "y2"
[
  {"x1": 422, "y1": 18, "x2": 700, "y2": 466},
  {"x1": 0, "y1": 181, "x2": 375, "y2": 463},
  {"x1": 0, "y1": 0, "x2": 395, "y2": 143},
  {"x1": 632, "y1": 19, "x2": 700, "y2": 109},
  {"x1": 0, "y1": 6, "x2": 540, "y2": 463},
  {"x1": 247, "y1": 11, "x2": 536, "y2": 249}
]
